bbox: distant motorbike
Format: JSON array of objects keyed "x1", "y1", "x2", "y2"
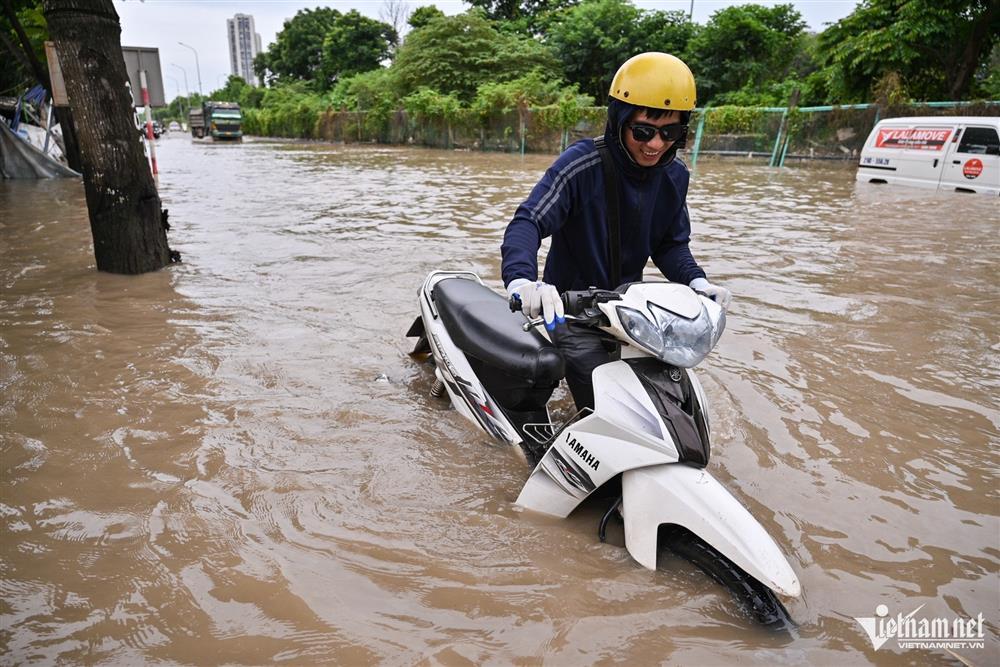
[{"x1": 407, "y1": 271, "x2": 801, "y2": 626}]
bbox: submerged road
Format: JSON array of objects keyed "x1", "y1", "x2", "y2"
[{"x1": 1, "y1": 135, "x2": 998, "y2": 664}]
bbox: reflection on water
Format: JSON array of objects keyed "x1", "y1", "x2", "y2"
[{"x1": 2, "y1": 137, "x2": 997, "y2": 664}]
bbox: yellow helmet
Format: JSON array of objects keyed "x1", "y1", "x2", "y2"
[{"x1": 608, "y1": 52, "x2": 696, "y2": 111}]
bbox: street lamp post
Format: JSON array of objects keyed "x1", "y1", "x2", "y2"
[
  {"x1": 178, "y1": 41, "x2": 203, "y2": 95},
  {"x1": 170, "y1": 63, "x2": 189, "y2": 97}
]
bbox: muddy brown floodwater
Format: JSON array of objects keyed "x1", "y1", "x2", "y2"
[{"x1": 2, "y1": 135, "x2": 998, "y2": 666}]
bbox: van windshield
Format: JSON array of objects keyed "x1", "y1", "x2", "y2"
[{"x1": 957, "y1": 127, "x2": 1000, "y2": 155}]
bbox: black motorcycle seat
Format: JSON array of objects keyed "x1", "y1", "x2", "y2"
[{"x1": 432, "y1": 278, "x2": 564, "y2": 385}]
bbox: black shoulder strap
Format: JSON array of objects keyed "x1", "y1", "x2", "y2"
[{"x1": 593, "y1": 136, "x2": 621, "y2": 289}]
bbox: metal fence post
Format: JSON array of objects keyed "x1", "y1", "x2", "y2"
[
  {"x1": 690, "y1": 108, "x2": 707, "y2": 169},
  {"x1": 769, "y1": 108, "x2": 787, "y2": 167}
]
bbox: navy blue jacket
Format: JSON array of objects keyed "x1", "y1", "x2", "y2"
[{"x1": 501, "y1": 100, "x2": 706, "y2": 292}]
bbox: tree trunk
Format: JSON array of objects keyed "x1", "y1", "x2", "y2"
[
  {"x1": 42, "y1": 0, "x2": 170, "y2": 274},
  {"x1": 52, "y1": 106, "x2": 83, "y2": 172},
  {"x1": 948, "y1": 0, "x2": 999, "y2": 100}
]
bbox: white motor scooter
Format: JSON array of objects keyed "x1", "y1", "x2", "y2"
[{"x1": 407, "y1": 271, "x2": 801, "y2": 625}]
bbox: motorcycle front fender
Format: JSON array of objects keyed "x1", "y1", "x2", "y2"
[{"x1": 622, "y1": 465, "x2": 801, "y2": 598}]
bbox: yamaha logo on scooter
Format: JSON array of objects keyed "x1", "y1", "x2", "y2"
[{"x1": 565, "y1": 434, "x2": 600, "y2": 471}]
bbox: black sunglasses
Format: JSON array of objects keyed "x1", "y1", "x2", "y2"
[{"x1": 628, "y1": 122, "x2": 688, "y2": 143}]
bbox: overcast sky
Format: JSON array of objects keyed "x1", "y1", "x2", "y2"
[{"x1": 114, "y1": 0, "x2": 861, "y2": 103}]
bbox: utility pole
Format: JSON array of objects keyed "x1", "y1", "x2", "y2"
[
  {"x1": 178, "y1": 41, "x2": 202, "y2": 95},
  {"x1": 170, "y1": 62, "x2": 189, "y2": 96},
  {"x1": 43, "y1": 0, "x2": 173, "y2": 274}
]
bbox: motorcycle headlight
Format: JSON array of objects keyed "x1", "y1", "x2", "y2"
[
  {"x1": 617, "y1": 301, "x2": 726, "y2": 368},
  {"x1": 617, "y1": 307, "x2": 664, "y2": 356}
]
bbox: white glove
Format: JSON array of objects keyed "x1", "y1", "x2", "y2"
[
  {"x1": 507, "y1": 278, "x2": 565, "y2": 329},
  {"x1": 689, "y1": 277, "x2": 732, "y2": 310}
]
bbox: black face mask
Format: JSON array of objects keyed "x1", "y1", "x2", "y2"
[{"x1": 627, "y1": 122, "x2": 688, "y2": 144}]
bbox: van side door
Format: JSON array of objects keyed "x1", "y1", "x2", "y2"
[{"x1": 939, "y1": 124, "x2": 1000, "y2": 195}]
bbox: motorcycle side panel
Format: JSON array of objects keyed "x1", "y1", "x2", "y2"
[
  {"x1": 621, "y1": 465, "x2": 801, "y2": 598},
  {"x1": 685, "y1": 368, "x2": 711, "y2": 439},
  {"x1": 515, "y1": 412, "x2": 679, "y2": 517},
  {"x1": 418, "y1": 274, "x2": 521, "y2": 445},
  {"x1": 592, "y1": 361, "x2": 679, "y2": 449},
  {"x1": 517, "y1": 361, "x2": 685, "y2": 517}
]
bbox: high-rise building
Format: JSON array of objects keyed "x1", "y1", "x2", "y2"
[{"x1": 227, "y1": 13, "x2": 261, "y2": 86}]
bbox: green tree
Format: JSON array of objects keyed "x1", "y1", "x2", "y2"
[
  {"x1": 1, "y1": 0, "x2": 47, "y2": 94},
  {"x1": 983, "y1": 43, "x2": 1000, "y2": 98},
  {"x1": 466, "y1": 0, "x2": 578, "y2": 23},
  {"x1": 256, "y1": 7, "x2": 341, "y2": 85},
  {"x1": 392, "y1": 9, "x2": 559, "y2": 102},
  {"x1": 684, "y1": 4, "x2": 808, "y2": 104},
  {"x1": 329, "y1": 68, "x2": 397, "y2": 112},
  {"x1": 209, "y1": 75, "x2": 249, "y2": 102},
  {"x1": 471, "y1": 69, "x2": 565, "y2": 119},
  {"x1": 407, "y1": 4, "x2": 444, "y2": 30},
  {"x1": 319, "y1": 9, "x2": 397, "y2": 88},
  {"x1": 815, "y1": 0, "x2": 999, "y2": 102},
  {"x1": 545, "y1": 0, "x2": 692, "y2": 101},
  {"x1": 402, "y1": 86, "x2": 462, "y2": 122},
  {"x1": 543, "y1": 0, "x2": 639, "y2": 100}
]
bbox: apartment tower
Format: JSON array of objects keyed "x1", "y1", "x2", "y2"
[{"x1": 227, "y1": 13, "x2": 262, "y2": 86}]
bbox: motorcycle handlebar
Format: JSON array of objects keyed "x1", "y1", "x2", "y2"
[
  {"x1": 508, "y1": 289, "x2": 609, "y2": 316},
  {"x1": 509, "y1": 288, "x2": 622, "y2": 332}
]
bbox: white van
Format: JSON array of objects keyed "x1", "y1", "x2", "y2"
[{"x1": 856, "y1": 116, "x2": 999, "y2": 195}]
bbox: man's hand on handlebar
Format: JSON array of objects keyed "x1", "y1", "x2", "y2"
[
  {"x1": 506, "y1": 279, "x2": 565, "y2": 331},
  {"x1": 689, "y1": 277, "x2": 732, "y2": 310}
]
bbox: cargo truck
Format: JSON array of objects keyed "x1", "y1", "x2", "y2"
[{"x1": 189, "y1": 101, "x2": 243, "y2": 141}]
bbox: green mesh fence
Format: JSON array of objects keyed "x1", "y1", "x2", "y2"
[
  {"x1": 247, "y1": 101, "x2": 999, "y2": 166},
  {"x1": 687, "y1": 101, "x2": 1000, "y2": 166}
]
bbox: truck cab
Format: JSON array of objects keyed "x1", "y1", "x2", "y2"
[
  {"x1": 856, "y1": 116, "x2": 1000, "y2": 195},
  {"x1": 204, "y1": 102, "x2": 242, "y2": 141}
]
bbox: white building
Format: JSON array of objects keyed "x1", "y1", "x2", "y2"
[{"x1": 227, "y1": 13, "x2": 261, "y2": 86}]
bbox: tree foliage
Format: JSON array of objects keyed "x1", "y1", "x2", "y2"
[
  {"x1": 466, "y1": 0, "x2": 579, "y2": 24},
  {"x1": 408, "y1": 4, "x2": 445, "y2": 29},
  {"x1": 402, "y1": 87, "x2": 463, "y2": 122},
  {"x1": 392, "y1": 9, "x2": 560, "y2": 102},
  {"x1": 329, "y1": 68, "x2": 397, "y2": 113},
  {"x1": 1, "y1": 0, "x2": 49, "y2": 95},
  {"x1": 815, "y1": 0, "x2": 1000, "y2": 102},
  {"x1": 255, "y1": 7, "x2": 339, "y2": 85},
  {"x1": 684, "y1": 4, "x2": 809, "y2": 104},
  {"x1": 471, "y1": 69, "x2": 567, "y2": 119},
  {"x1": 319, "y1": 9, "x2": 397, "y2": 87},
  {"x1": 255, "y1": 7, "x2": 396, "y2": 91},
  {"x1": 544, "y1": 0, "x2": 694, "y2": 101}
]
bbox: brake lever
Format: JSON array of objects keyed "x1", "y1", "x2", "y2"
[{"x1": 521, "y1": 313, "x2": 598, "y2": 332}]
